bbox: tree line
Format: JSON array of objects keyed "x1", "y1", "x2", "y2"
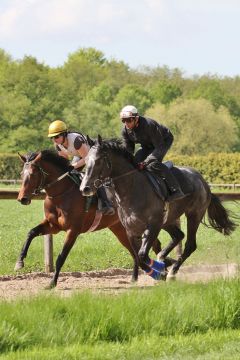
[{"x1": 0, "y1": 47, "x2": 239, "y2": 155}]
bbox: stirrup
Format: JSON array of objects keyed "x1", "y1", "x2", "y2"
[
  {"x1": 167, "y1": 190, "x2": 185, "y2": 202},
  {"x1": 100, "y1": 206, "x2": 115, "y2": 216}
]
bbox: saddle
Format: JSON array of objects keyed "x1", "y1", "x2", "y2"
[
  {"x1": 144, "y1": 161, "x2": 194, "y2": 202},
  {"x1": 144, "y1": 161, "x2": 173, "y2": 201}
]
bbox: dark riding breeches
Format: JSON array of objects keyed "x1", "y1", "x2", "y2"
[{"x1": 147, "y1": 161, "x2": 181, "y2": 193}]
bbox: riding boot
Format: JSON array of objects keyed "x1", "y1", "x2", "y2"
[
  {"x1": 97, "y1": 186, "x2": 115, "y2": 215},
  {"x1": 149, "y1": 162, "x2": 185, "y2": 202}
]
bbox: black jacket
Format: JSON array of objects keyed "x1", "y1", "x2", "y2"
[{"x1": 122, "y1": 116, "x2": 173, "y2": 163}]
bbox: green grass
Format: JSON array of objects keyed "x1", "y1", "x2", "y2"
[
  {"x1": 0, "y1": 280, "x2": 240, "y2": 359},
  {"x1": 0, "y1": 200, "x2": 239, "y2": 275},
  {"x1": 1, "y1": 199, "x2": 240, "y2": 359},
  {"x1": 1, "y1": 330, "x2": 240, "y2": 359}
]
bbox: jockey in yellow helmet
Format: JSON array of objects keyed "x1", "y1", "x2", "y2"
[{"x1": 48, "y1": 120, "x2": 115, "y2": 215}]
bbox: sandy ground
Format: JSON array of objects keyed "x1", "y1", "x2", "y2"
[{"x1": 0, "y1": 264, "x2": 239, "y2": 301}]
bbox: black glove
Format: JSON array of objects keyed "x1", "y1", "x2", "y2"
[
  {"x1": 68, "y1": 165, "x2": 74, "y2": 172},
  {"x1": 137, "y1": 162, "x2": 146, "y2": 170}
]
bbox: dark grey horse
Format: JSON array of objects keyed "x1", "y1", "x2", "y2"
[{"x1": 80, "y1": 136, "x2": 236, "y2": 280}]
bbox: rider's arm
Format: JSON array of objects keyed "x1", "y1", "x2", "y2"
[
  {"x1": 71, "y1": 137, "x2": 89, "y2": 169},
  {"x1": 122, "y1": 128, "x2": 135, "y2": 154},
  {"x1": 55, "y1": 145, "x2": 69, "y2": 160},
  {"x1": 145, "y1": 121, "x2": 174, "y2": 163}
]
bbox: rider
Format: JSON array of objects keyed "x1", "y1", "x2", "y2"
[
  {"x1": 120, "y1": 105, "x2": 185, "y2": 202},
  {"x1": 47, "y1": 120, "x2": 115, "y2": 215}
]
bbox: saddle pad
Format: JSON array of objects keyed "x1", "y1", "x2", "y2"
[{"x1": 144, "y1": 171, "x2": 168, "y2": 201}]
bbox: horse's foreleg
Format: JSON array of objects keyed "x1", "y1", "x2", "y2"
[
  {"x1": 49, "y1": 230, "x2": 78, "y2": 288},
  {"x1": 15, "y1": 220, "x2": 54, "y2": 271},
  {"x1": 109, "y1": 223, "x2": 139, "y2": 282},
  {"x1": 138, "y1": 225, "x2": 166, "y2": 280}
]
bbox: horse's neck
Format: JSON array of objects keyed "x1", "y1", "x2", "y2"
[
  {"x1": 42, "y1": 162, "x2": 72, "y2": 197},
  {"x1": 111, "y1": 155, "x2": 140, "y2": 203}
]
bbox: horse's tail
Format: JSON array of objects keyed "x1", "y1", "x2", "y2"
[{"x1": 206, "y1": 193, "x2": 236, "y2": 236}]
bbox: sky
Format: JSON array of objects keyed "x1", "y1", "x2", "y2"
[{"x1": 0, "y1": 0, "x2": 240, "y2": 77}]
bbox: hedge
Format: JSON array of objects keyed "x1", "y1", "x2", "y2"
[
  {"x1": 170, "y1": 153, "x2": 240, "y2": 183},
  {"x1": 0, "y1": 152, "x2": 239, "y2": 183},
  {"x1": 0, "y1": 153, "x2": 22, "y2": 180}
]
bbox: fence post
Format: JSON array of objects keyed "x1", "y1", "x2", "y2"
[
  {"x1": 42, "y1": 202, "x2": 54, "y2": 273},
  {"x1": 44, "y1": 234, "x2": 54, "y2": 273}
]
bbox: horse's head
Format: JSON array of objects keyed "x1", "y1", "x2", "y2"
[
  {"x1": 18, "y1": 152, "x2": 46, "y2": 205},
  {"x1": 80, "y1": 135, "x2": 112, "y2": 196}
]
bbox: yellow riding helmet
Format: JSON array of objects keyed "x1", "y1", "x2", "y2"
[{"x1": 48, "y1": 120, "x2": 67, "y2": 137}]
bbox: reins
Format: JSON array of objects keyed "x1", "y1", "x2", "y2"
[
  {"x1": 25, "y1": 161, "x2": 70, "y2": 195},
  {"x1": 93, "y1": 153, "x2": 138, "y2": 189},
  {"x1": 44, "y1": 171, "x2": 70, "y2": 189}
]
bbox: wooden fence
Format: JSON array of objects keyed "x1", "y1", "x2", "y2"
[{"x1": 1, "y1": 189, "x2": 240, "y2": 273}]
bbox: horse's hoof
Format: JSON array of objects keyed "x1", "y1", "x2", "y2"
[
  {"x1": 166, "y1": 273, "x2": 176, "y2": 282},
  {"x1": 14, "y1": 260, "x2": 24, "y2": 271},
  {"x1": 159, "y1": 271, "x2": 168, "y2": 281},
  {"x1": 45, "y1": 281, "x2": 56, "y2": 290}
]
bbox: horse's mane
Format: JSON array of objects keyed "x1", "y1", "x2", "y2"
[
  {"x1": 26, "y1": 149, "x2": 71, "y2": 171},
  {"x1": 97, "y1": 138, "x2": 137, "y2": 167}
]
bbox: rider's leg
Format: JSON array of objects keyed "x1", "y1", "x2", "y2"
[
  {"x1": 148, "y1": 162, "x2": 185, "y2": 201},
  {"x1": 97, "y1": 186, "x2": 115, "y2": 215}
]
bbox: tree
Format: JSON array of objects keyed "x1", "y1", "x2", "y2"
[
  {"x1": 63, "y1": 99, "x2": 120, "y2": 138},
  {"x1": 146, "y1": 99, "x2": 238, "y2": 155},
  {"x1": 150, "y1": 81, "x2": 182, "y2": 105},
  {"x1": 112, "y1": 84, "x2": 153, "y2": 114}
]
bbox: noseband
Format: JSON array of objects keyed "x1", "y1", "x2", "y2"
[
  {"x1": 92, "y1": 153, "x2": 137, "y2": 189},
  {"x1": 93, "y1": 153, "x2": 112, "y2": 188}
]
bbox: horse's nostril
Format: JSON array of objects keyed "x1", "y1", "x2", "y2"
[
  {"x1": 82, "y1": 186, "x2": 93, "y2": 196},
  {"x1": 19, "y1": 197, "x2": 31, "y2": 205}
]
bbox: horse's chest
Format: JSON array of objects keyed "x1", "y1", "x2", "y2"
[
  {"x1": 118, "y1": 208, "x2": 145, "y2": 234},
  {"x1": 47, "y1": 208, "x2": 68, "y2": 228}
]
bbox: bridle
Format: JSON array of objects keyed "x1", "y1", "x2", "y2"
[
  {"x1": 91, "y1": 152, "x2": 138, "y2": 189},
  {"x1": 23, "y1": 161, "x2": 69, "y2": 195}
]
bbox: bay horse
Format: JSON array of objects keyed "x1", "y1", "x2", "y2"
[
  {"x1": 16, "y1": 149, "x2": 162, "y2": 288},
  {"x1": 80, "y1": 136, "x2": 236, "y2": 280}
]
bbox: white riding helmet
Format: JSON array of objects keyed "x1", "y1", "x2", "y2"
[{"x1": 120, "y1": 105, "x2": 138, "y2": 118}]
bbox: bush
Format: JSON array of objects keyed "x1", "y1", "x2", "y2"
[
  {"x1": 0, "y1": 152, "x2": 239, "y2": 183},
  {"x1": 170, "y1": 153, "x2": 240, "y2": 183},
  {"x1": 0, "y1": 153, "x2": 21, "y2": 180}
]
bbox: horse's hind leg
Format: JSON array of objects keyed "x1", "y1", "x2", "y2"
[
  {"x1": 157, "y1": 223, "x2": 185, "y2": 266},
  {"x1": 152, "y1": 238, "x2": 162, "y2": 255},
  {"x1": 15, "y1": 220, "x2": 54, "y2": 271},
  {"x1": 109, "y1": 222, "x2": 139, "y2": 282},
  {"x1": 168, "y1": 214, "x2": 202, "y2": 279}
]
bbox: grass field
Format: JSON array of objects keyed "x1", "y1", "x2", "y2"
[
  {"x1": 0, "y1": 280, "x2": 240, "y2": 359},
  {"x1": 0, "y1": 199, "x2": 239, "y2": 275},
  {"x1": 0, "y1": 198, "x2": 239, "y2": 359}
]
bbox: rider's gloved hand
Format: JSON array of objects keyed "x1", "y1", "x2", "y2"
[
  {"x1": 137, "y1": 162, "x2": 146, "y2": 170},
  {"x1": 68, "y1": 165, "x2": 74, "y2": 172}
]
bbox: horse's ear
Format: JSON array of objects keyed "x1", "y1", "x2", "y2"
[
  {"x1": 34, "y1": 152, "x2": 42, "y2": 162},
  {"x1": 97, "y1": 134, "x2": 102, "y2": 145},
  {"x1": 86, "y1": 135, "x2": 95, "y2": 147},
  {"x1": 18, "y1": 153, "x2": 26, "y2": 163}
]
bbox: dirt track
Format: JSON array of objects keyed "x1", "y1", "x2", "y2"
[{"x1": 0, "y1": 263, "x2": 239, "y2": 301}]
